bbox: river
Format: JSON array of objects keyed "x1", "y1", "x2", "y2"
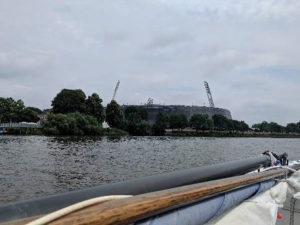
[{"x1": 1, "y1": 135, "x2": 300, "y2": 204}]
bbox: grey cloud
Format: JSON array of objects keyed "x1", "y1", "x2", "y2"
[
  {"x1": 0, "y1": 52, "x2": 52, "y2": 78},
  {"x1": 164, "y1": 0, "x2": 300, "y2": 21},
  {"x1": 145, "y1": 32, "x2": 194, "y2": 49},
  {"x1": 0, "y1": 0, "x2": 300, "y2": 125}
]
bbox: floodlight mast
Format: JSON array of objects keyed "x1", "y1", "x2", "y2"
[
  {"x1": 204, "y1": 81, "x2": 215, "y2": 108},
  {"x1": 112, "y1": 80, "x2": 120, "y2": 101}
]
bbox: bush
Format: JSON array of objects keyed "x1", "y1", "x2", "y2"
[{"x1": 43, "y1": 112, "x2": 103, "y2": 135}]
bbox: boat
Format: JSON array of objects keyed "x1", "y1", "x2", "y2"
[{"x1": 0, "y1": 152, "x2": 299, "y2": 225}]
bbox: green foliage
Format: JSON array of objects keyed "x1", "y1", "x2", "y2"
[
  {"x1": 0, "y1": 97, "x2": 42, "y2": 123},
  {"x1": 152, "y1": 111, "x2": 169, "y2": 135},
  {"x1": 211, "y1": 115, "x2": 249, "y2": 132},
  {"x1": 240, "y1": 121, "x2": 249, "y2": 131},
  {"x1": 252, "y1": 121, "x2": 269, "y2": 132},
  {"x1": 43, "y1": 112, "x2": 103, "y2": 135},
  {"x1": 106, "y1": 100, "x2": 125, "y2": 129},
  {"x1": 125, "y1": 106, "x2": 151, "y2": 135},
  {"x1": 189, "y1": 114, "x2": 213, "y2": 131},
  {"x1": 286, "y1": 123, "x2": 300, "y2": 133},
  {"x1": 127, "y1": 119, "x2": 151, "y2": 136},
  {"x1": 212, "y1": 114, "x2": 230, "y2": 130},
  {"x1": 52, "y1": 89, "x2": 86, "y2": 114},
  {"x1": 169, "y1": 114, "x2": 188, "y2": 130},
  {"x1": 231, "y1": 120, "x2": 249, "y2": 131},
  {"x1": 252, "y1": 121, "x2": 285, "y2": 133},
  {"x1": 85, "y1": 93, "x2": 105, "y2": 123},
  {"x1": 124, "y1": 106, "x2": 148, "y2": 121},
  {"x1": 26, "y1": 107, "x2": 43, "y2": 114},
  {"x1": 269, "y1": 122, "x2": 285, "y2": 133},
  {"x1": 0, "y1": 97, "x2": 25, "y2": 122},
  {"x1": 19, "y1": 107, "x2": 40, "y2": 122}
]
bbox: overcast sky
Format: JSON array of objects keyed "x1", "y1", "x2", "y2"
[{"x1": 0, "y1": 0, "x2": 300, "y2": 125}]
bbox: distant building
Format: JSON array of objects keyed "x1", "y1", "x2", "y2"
[
  {"x1": 122, "y1": 104, "x2": 232, "y2": 125},
  {"x1": 38, "y1": 109, "x2": 52, "y2": 124}
]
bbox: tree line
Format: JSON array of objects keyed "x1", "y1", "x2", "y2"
[
  {"x1": 0, "y1": 97, "x2": 41, "y2": 123},
  {"x1": 152, "y1": 113, "x2": 249, "y2": 135},
  {"x1": 1, "y1": 88, "x2": 300, "y2": 136},
  {"x1": 252, "y1": 121, "x2": 300, "y2": 133}
]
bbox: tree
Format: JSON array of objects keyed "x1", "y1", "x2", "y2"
[
  {"x1": 124, "y1": 106, "x2": 148, "y2": 121},
  {"x1": 252, "y1": 121, "x2": 269, "y2": 132},
  {"x1": 240, "y1": 121, "x2": 249, "y2": 131},
  {"x1": 106, "y1": 100, "x2": 125, "y2": 129},
  {"x1": 189, "y1": 114, "x2": 213, "y2": 131},
  {"x1": 297, "y1": 122, "x2": 300, "y2": 131},
  {"x1": 26, "y1": 107, "x2": 42, "y2": 114},
  {"x1": 52, "y1": 89, "x2": 86, "y2": 114},
  {"x1": 0, "y1": 97, "x2": 25, "y2": 122},
  {"x1": 85, "y1": 93, "x2": 105, "y2": 123},
  {"x1": 125, "y1": 106, "x2": 151, "y2": 135},
  {"x1": 286, "y1": 123, "x2": 300, "y2": 133},
  {"x1": 169, "y1": 114, "x2": 188, "y2": 130},
  {"x1": 231, "y1": 120, "x2": 249, "y2": 131},
  {"x1": 135, "y1": 120, "x2": 151, "y2": 135},
  {"x1": 260, "y1": 121, "x2": 270, "y2": 132},
  {"x1": 252, "y1": 121, "x2": 284, "y2": 133},
  {"x1": 152, "y1": 111, "x2": 169, "y2": 135},
  {"x1": 286, "y1": 123, "x2": 298, "y2": 133},
  {"x1": 269, "y1": 122, "x2": 284, "y2": 133},
  {"x1": 127, "y1": 118, "x2": 151, "y2": 135},
  {"x1": 138, "y1": 108, "x2": 148, "y2": 121},
  {"x1": 0, "y1": 98, "x2": 42, "y2": 123},
  {"x1": 212, "y1": 114, "x2": 230, "y2": 130},
  {"x1": 19, "y1": 107, "x2": 40, "y2": 122}
]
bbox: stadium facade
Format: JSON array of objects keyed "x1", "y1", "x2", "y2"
[{"x1": 122, "y1": 104, "x2": 232, "y2": 125}]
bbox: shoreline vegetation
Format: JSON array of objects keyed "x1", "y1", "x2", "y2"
[
  {"x1": 1, "y1": 88, "x2": 300, "y2": 138},
  {"x1": 2, "y1": 129, "x2": 300, "y2": 138}
]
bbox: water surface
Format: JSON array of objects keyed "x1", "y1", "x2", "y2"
[{"x1": 1, "y1": 135, "x2": 300, "y2": 203}]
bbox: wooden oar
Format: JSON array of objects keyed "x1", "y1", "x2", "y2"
[{"x1": 4, "y1": 164, "x2": 300, "y2": 225}]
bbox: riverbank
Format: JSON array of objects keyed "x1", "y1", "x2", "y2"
[
  {"x1": 0, "y1": 127, "x2": 128, "y2": 136},
  {"x1": 2, "y1": 128, "x2": 300, "y2": 138},
  {"x1": 166, "y1": 130, "x2": 300, "y2": 138}
]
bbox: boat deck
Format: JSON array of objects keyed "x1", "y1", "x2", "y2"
[{"x1": 277, "y1": 197, "x2": 300, "y2": 225}]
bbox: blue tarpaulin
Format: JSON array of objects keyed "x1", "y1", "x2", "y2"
[{"x1": 136, "y1": 180, "x2": 275, "y2": 225}]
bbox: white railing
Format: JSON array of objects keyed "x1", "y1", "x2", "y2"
[{"x1": 0, "y1": 122, "x2": 42, "y2": 128}]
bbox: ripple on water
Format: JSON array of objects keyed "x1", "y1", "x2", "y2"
[{"x1": 0, "y1": 135, "x2": 300, "y2": 203}]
